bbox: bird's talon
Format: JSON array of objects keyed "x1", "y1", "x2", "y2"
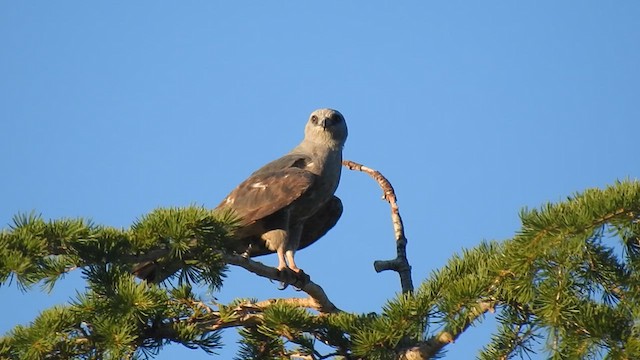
[
  {"x1": 275, "y1": 269, "x2": 290, "y2": 290},
  {"x1": 274, "y1": 268, "x2": 310, "y2": 290},
  {"x1": 292, "y1": 269, "x2": 310, "y2": 289}
]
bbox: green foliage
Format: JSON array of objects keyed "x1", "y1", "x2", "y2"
[
  {"x1": 0, "y1": 206, "x2": 233, "y2": 359},
  {"x1": 0, "y1": 206, "x2": 235, "y2": 291},
  {"x1": 1, "y1": 274, "x2": 223, "y2": 359},
  {"x1": 482, "y1": 180, "x2": 640, "y2": 359},
  {"x1": 2, "y1": 181, "x2": 640, "y2": 359}
]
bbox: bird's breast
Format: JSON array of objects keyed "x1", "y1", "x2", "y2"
[{"x1": 290, "y1": 150, "x2": 342, "y2": 222}]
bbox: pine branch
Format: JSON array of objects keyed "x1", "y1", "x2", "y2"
[
  {"x1": 0, "y1": 206, "x2": 232, "y2": 290},
  {"x1": 5, "y1": 165, "x2": 640, "y2": 359},
  {"x1": 342, "y1": 159, "x2": 414, "y2": 294},
  {"x1": 149, "y1": 298, "x2": 329, "y2": 337}
]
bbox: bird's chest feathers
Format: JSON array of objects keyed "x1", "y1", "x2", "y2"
[
  {"x1": 287, "y1": 153, "x2": 339, "y2": 219},
  {"x1": 304, "y1": 150, "x2": 342, "y2": 193}
]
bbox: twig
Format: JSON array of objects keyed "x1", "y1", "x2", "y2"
[
  {"x1": 397, "y1": 300, "x2": 494, "y2": 359},
  {"x1": 342, "y1": 160, "x2": 414, "y2": 293}
]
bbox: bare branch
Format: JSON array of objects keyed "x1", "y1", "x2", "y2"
[
  {"x1": 144, "y1": 296, "x2": 339, "y2": 350},
  {"x1": 225, "y1": 254, "x2": 340, "y2": 313},
  {"x1": 342, "y1": 159, "x2": 414, "y2": 293},
  {"x1": 397, "y1": 301, "x2": 494, "y2": 359}
]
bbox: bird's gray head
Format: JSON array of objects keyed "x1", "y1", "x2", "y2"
[{"x1": 303, "y1": 108, "x2": 348, "y2": 149}]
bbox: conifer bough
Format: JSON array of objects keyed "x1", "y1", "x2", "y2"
[{"x1": 2, "y1": 169, "x2": 640, "y2": 358}]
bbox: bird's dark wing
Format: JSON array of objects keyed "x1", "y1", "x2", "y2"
[
  {"x1": 298, "y1": 195, "x2": 342, "y2": 251},
  {"x1": 217, "y1": 154, "x2": 316, "y2": 225},
  {"x1": 242, "y1": 195, "x2": 343, "y2": 257}
]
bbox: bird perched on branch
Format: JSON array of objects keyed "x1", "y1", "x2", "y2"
[
  {"x1": 133, "y1": 109, "x2": 347, "y2": 285},
  {"x1": 218, "y1": 108, "x2": 347, "y2": 284}
]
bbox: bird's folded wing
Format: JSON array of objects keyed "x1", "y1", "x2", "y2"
[
  {"x1": 298, "y1": 195, "x2": 342, "y2": 251},
  {"x1": 217, "y1": 167, "x2": 316, "y2": 225}
]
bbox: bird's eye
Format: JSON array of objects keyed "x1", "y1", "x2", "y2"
[
  {"x1": 330, "y1": 113, "x2": 342, "y2": 123},
  {"x1": 310, "y1": 115, "x2": 319, "y2": 124}
]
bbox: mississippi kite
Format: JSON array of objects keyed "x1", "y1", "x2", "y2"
[
  {"x1": 134, "y1": 109, "x2": 347, "y2": 284},
  {"x1": 218, "y1": 108, "x2": 347, "y2": 278}
]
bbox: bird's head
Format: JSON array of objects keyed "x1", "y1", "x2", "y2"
[{"x1": 304, "y1": 108, "x2": 348, "y2": 150}]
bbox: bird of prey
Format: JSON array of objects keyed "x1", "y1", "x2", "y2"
[
  {"x1": 218, "y1": 108, "x2": 348, "y2": 280},
  {"x1": 133, "y1": 109, "x2": 347, "y2": 284}
]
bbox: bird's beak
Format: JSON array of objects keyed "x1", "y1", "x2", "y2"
[{"x1": 320, "y1": 118, "x2": 329, "y2": 129}]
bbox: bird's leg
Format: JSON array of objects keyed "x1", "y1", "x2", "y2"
[
  {"x1": 285, "y1": 224, "x2": 303, "y2": 273},
  {"x1": 265, "y1": 231, "x2": 290, "y2": 273},
  {"x1": 276, "y1": 247, "x2": 288, "y2": 271},
  {"x1": 263, "y1": 212, "x2": 295, "y2": 272},
  {"x1": 285, "y1": 250, "x2": 300, "y2": 273},
  {"x1": 261, "y1": 218, "x2": 290, "y2": 272},
  {"x1": 283, "y1": 224, "x2": 310, "y2": 289},
  {"x1": 262, "y1": 216, "x2": 310, "y2": 289},
  {"x1": 275, "y1": 247, "x2": 297, "y2": 290}
]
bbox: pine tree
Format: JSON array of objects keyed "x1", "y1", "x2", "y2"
[{"x1": 1, "y1": 162, "x2": 639, "y2": 359}]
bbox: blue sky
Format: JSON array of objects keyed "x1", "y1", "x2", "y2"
[{"x1": 1, "y1": 2, "x2": 639, "y2": 359}]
